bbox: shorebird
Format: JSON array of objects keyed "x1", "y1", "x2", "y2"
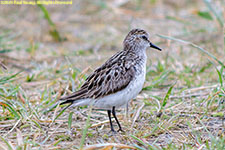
[{"x1": 60, "y1": 29, "x2": 162, "y2": 132}]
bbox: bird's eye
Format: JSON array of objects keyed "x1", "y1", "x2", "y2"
[{"x1": 141, "y1": 36, "x2": 148, "y2": 41}]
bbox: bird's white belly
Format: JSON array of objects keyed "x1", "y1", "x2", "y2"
[{"x1": 92, "y1": 71, "x2": 146, "y2": 110}]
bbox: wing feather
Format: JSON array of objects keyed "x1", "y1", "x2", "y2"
[{"x1": 60, "y1": 50, "x2": 137, "y2": 104}]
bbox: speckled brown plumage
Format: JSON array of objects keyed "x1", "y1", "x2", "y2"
[
  {"x1": 59, "y1": 28, "x2": 162, "y2": 132},
  {"x1": 60, "y1": 29, "x2": 151, "y2": 104},
  {"x1": 60, "y1": 50, "x2": 143, "y2": 103}
]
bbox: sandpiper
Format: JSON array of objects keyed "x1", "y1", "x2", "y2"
[{"x1": 60, "y1": 29, "x2": 162, "y2": 132}]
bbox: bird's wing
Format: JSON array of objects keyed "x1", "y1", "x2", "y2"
[{"x1": 60, "y1": 51, "x2": 137, "y2": 104}]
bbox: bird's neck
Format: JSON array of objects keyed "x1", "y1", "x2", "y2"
[{"x1": 124, "y1": 45, "x2": 147, "y2": 58}]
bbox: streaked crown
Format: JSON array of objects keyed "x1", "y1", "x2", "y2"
[{"x1": 123, "y1": 29, "x2": 150, "y2": 51}]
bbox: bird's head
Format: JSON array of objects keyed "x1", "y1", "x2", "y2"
[{"x1": 123, "y1": 28, "x2": 162, "y2": 52}]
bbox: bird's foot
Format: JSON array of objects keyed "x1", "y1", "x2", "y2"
[
  {"x1": 108, "y1": 129, "x2": 117, "y2": 135},
  {"x1": 117, "y1": 128, "x2": 124, "y2": 133}
]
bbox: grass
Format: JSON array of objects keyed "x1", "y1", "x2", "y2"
[
  {"x1": 36, "y1": 2, "x2": 63, "y2": 42},
  {"x1": 0, "y1": 0, "x2": 224, "y2": 149}
]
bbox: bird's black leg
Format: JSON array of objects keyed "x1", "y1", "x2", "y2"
[
  {"x1": 112, "y1": 106, "x2": 124, "y2": 132},
  {"x1": 107, "y1": 109, "x2": 115, "y2": 132}
]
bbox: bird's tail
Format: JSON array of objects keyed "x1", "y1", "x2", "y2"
[
  {"x1": 59, "y1": 91, "x2": 82, "y2": 106},
  {"x1": 60, "y1": 102, "x2": 73, "y2": 112},
  {"x1": 59, "y1": 99, "x2": 74, "y2": 106}
]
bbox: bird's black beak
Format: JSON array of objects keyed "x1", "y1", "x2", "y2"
[{"x1": 150, "y1": 42, "x2": 162, "y2": 51}]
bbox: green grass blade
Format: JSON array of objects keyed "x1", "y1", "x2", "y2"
[
  {"x1": 131, "y1": 135, "x2": 159, "y2": 150},
  {"x1": 43, "y1": 101, "x2": 59, "y2": 114},
  {"x1": 0, "y1": 49, "x2": 12, "y2": 53},
  {"x1": 80, "y1": 107, "x2": 92, "y2": 149},
  {"x1": 130, "y1": 135, "x2": 148, "y2": 147},
  {"x1": 215, "y1": 67, "x2": 223, "y2": 88},
  {"x1": 68, "y1": 112, "x2": 73, "y2": 130},
  {"x1": 0, "y1": 71, "x2": 21, "y2": 84},
  {"x1": 203, "y1": 0, "x2": 224, "y2": 27},
  {"x1": 143, "y1": 71, "x2": 171, "y2": 91},
  {"x1": 36, "y1": 3, "x2": 62, "y2": 42},
  {"x1": 0, "y1": 136, "x2": 13, "y2": 150},
  {"x1": 208, "y1": 59, "x2": 224, "y2": 88},
  {"x1": 162, "y1": 82, "x2": 176, "y2": 107},
  {"x1": 132, "y1": 144, "x2": 146, "y2": 150},
  {"x1": 0, "y1": 100, "x2": 20, "y2": 119},
  {"x1": 197, "y1": 11, "x2": 213, "y2": 20},
  {"x1": 36, "y1": 4, "x2": 54, "y2": 26},
  {"x1": 52, "y1": 103, "x2": 71, "y2": 123}
]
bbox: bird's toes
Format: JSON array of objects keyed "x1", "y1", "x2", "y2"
[
  {"x1": 117, "y1": 128, "x2": 125, "y2": 133},
  {"x1": 108, "y1": 129, "x2": 117, "y2": 135}
]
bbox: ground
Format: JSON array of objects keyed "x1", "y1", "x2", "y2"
[{"x1": 0, "y1": 0, "x2": 224, "y2": 149}]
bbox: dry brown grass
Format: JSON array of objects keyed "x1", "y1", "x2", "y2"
[{"x1": 0, "y1": 0, "x2": 224, "y2": 149}]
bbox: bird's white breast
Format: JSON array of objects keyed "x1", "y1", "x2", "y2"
[
  {"x1": 91, "y1": 70, "x2": 146, "y2": 110},
  {"x1": 92, "y1": 57, "x2": 147, "y2": 110}
]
